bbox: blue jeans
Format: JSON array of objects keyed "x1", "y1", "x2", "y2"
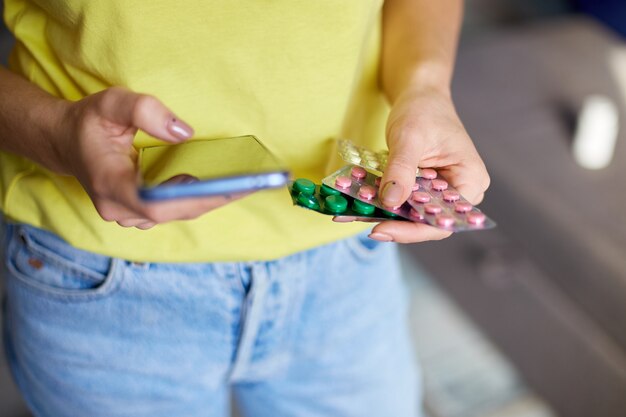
[{"x1": 1, "y1": 222, "x2": 420, "y2": 417}]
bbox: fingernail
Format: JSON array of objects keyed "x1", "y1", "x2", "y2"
[
  {"x1": 382, "y1": 181, "x2": 404, "y2": 206},
  {"x1": 167, "y1": 116, "x2": 194, "y2": 141},
  {"x1": 333, "y1": 216, "x2": 356, "y2": 223},
  {"x1": 368, "y1": 232, "x2": 393, "y2": 242}
]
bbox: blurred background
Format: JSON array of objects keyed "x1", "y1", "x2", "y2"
[{"x1": 2, "y1": 1, "x2": 626, "y2": 416}]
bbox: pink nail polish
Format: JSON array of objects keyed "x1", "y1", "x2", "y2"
[
  {"x1": 368, "y1": 232, "x2": 393, "y2": 242},
  {"x1": 333, "y1": 216, "x2": 356, "y2": 223},
  {"x1": 167, "y1": 116, "x2": 193, "y2": 141}
]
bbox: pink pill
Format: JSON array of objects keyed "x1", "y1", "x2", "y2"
[
  {"x1": 412, "y1": 181, "x2": 420, "y2": 191},
  {"x1": 467, "y1": 212, "x2": 486, "y2": 225},
  {"x1": 424, "y1": 203, "x2": 442, "y2": 214},
  {"x1": 442, "y1": 190, "x2": 460, "y2": 202},
  {"x1": 431, "y1": 179, "x2": 448, "y2": 191},
  {"x1": 335, "y1": 176, "x2": 352, "y2": 189},
  {"x1": 358, "y1": 185, "x2": 377, "y2": 200},
  {"x1": 454, "y1": 201, "x2": 473, "y2": 213},
  {"x1": 412, "y1": 191, "x2": 431, "y2": 203},
  {"x1": 420, "y1": 168, "x2": 437, "y2": 180},
  {"x1": 409, "y1": 208, "x2": 424, "y2": 221},
  {"x1": 375, "y1": 177, "x2": 382, "y2": 187},
  {"x1": 351, "y1": 166, "x2": 367, "y2": 179},
  {"x1": 436, "y1": 214, "x2": 455, "y2": 227}
]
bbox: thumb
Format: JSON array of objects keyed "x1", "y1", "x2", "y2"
[
  {"x1": 96, "y1": 87, "x2": 194, "y2": 144},
  {"x1": 380, "y1": 135, "x2": 424, "y2": 208}
]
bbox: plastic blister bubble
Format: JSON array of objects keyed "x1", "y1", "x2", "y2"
[{"x1": 337, "y1": 139, "x2": 419, "y2": 176}]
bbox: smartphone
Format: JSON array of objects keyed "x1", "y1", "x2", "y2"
[{"x1": 138, "y1": 135, "x2": 290, "y2": 201}]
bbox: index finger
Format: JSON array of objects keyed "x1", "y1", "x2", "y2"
[
  {"x1": 436, "y1": 156, "x2": 489, "y2": 206},
  {"x1": 138, "y1": 191, "x2": 253, "y2": 224},
  {"x1": 371, "y1": 220, "x2": 451, "y2": 243}
]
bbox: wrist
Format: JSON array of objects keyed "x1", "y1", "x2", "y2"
[
  {"x1": 383, "y1": 61, "x2": 452, "y2": 104},
  {"x1": 31, "y1": 97, "x2": 76, "y2": 174}
]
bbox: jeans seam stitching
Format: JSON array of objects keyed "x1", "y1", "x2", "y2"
[
  {"x1": 5, "y1": 231, "x2": 123, "y2": 301},
  {"x1": 17, "y1": 227, "x2": 105, "y2": 281}
]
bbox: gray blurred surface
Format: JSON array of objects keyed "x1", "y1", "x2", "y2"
[
  {"x1": 456, "y1": 17, "x2": 626, "y2": 332},
  {"x1": 402, "y1": 254, "x2": 556, "y2": 417},
  {"x1": 464, "y1": 0, "x2": 571, "y2": 36},
  {"x1": 411, "y1": 16, "x2": 626, "y2": 417}
]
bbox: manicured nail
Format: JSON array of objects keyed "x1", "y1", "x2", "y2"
[
  {"x1": 382, "y1": 181, "x2": 404, "y2": 206},
  {"x1": 167, "y1": 116, "x2": 194, "y2": 141},
  {"x1": 368, "y1": 232, "x2": 393, "y2": 242},
  {"x1": 333, "y1": 216, "x2": 356, "y2": 223}
]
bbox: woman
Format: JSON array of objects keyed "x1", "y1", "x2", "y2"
[{"x1": 0, "y1": 0, "x2": 489, "y2": 416}]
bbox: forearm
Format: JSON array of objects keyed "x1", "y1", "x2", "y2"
[
  {"x1": 381, "y1": 0, "x2": 463, "y2": 102},
  {"x1": 0, "y1": 65, "x2": 70, "y2": 173}
]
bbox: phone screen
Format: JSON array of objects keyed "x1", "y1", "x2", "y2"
[{"x1": 139, "y1": 135, "x2": 287, "y2": 186}]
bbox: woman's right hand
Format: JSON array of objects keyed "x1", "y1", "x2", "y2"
[{"x1": 53, "y1": 87, "x2": 245, "y2": 229}]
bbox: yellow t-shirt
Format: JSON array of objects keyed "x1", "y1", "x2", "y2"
[{"x1": 1, "y1": 0, "x2": 390, "y2": 262}]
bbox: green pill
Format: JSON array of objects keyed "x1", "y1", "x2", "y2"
[
  {"x1": 296, "y1": 192, "x2": 321, "y2": 210},
  {"x1": 382, "y1": 209, "x2": 400, "y2": 218},
  {"x1": 320, "y1": 184, "x2": 340, "y2": 197},
  {"x1": 324, "y1": 195, "x2": 348, "y2": 214},
  {"x1": 352, "y1": 199, "x2": 376, "y2": 216},
  {"x1": 292, "y1": 178, "x2": 316, "y2": 195}
]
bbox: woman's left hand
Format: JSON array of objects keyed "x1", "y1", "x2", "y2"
[{"x1": 335, "y1": 86, "x2": 490, "y2": 243}]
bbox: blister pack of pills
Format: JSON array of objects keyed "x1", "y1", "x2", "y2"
[
  {"x1": 289, "y1": 178, "x2": 404, "y2": 221},
  {"x1": 288, "y1": 139, "x2": 495, "y2": 231},
  {"x1": 321, "y1": 165, "x2": 423, "y2": 223},
  {"x1": 321, "y1": 164, "x2": 496, "y2": 232},
  {"x1": 337, "y1": 139, "x2": 420, "y2": 176},
  {"x1": 404, "y1": 171, "x2": 496, "y2": 231}
]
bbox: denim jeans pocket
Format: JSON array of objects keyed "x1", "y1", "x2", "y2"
[
  {"x1": 343, "y1": 231, "x2": 390, "y2": 262},
  {"x1": 3, "y1": 224, "x2": 122, "y2": 301}
]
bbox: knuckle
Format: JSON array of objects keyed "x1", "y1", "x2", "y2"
[
  {"x1": 481, "y1": 172, "x2": 491, "y2": 191},
  {"x1": 96, "y1": 205, "x2": 117, "y2": 222},
  {"x1": 132, "y1": 95, "x2": 159, "y2": 121},
  {"x1": 89, "y1": 181, "x2": 109, "y2": 200},
  {"x1": 100, "y1": 213, "x2": 116, "y2": 222},
  {"x1": 96, "y1": 88, "x2": 121, "y2": 113},
  {"x1": 472, "y1": 192, "x2": 485, "y2": 205},
  {"x1": 135, "y1": 222, "x2": 156, "y2": 230}
]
